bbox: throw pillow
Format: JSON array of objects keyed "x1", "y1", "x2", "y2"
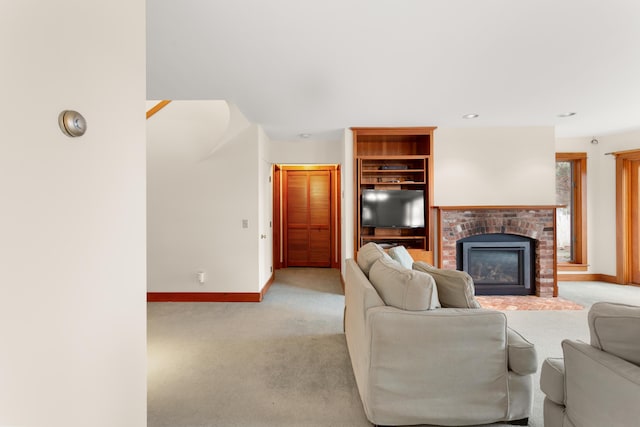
[
  {"x1": 412, "y1": 261, "x2": 481, "y2": 309},
  {"x1": 588, "y1": 302, "x2": 640, "y2": 366},
  {"x1": 356, "y1": 242, "x2": 390, "y2": 277},
  {"x1": 369, "y1": 256, "x2": 440, "y2": 311},
  {"x1": 388, "y1": 245, "x2": 414, "y2": 269}
]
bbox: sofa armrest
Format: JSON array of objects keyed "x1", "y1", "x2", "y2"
[
  {"x1": 507, "y1": 327, "x2": 538, "y2": 375},
  {"x1": 344, "y1": 258, "x2": 386, "y2": 413},
  {"x1": 345, "y1": 259, "x2": 385, "y2": 341},
  {"x1": 561, "y1": 340, "x2": 640, "y2": 427},
  {"x1": 540, "y1": 357, "x2": 565, "y2": 405}
]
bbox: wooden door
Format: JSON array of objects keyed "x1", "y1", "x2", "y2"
[
  {"x1": 285, "y1": 170, "x2": 331, "y2": 267},
  {"x1": 631, "y1": 159, "x2": 640, "y2": 284},
  {"x1": 615, "y1": 150, "x2": 640, "y2": 285}
]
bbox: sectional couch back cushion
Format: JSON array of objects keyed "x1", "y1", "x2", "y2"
[
  {"x1": 357, "y1": 242, "x2": 390, "y2": 277},
  {"x1": 388, "y1": 245, "x2": 414, "y2": 269},
  {"x1": 369, "y1": 256, "x2": 441, "y2": 311},
  {"x1": 588, "y1": 301, "x2": 640, "y2": 366},
  {"x1": 413, "y1": 261, "x2": 481, "y2": 309}
]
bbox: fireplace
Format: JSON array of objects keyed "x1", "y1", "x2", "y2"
[
  {"x1": 437, "y1": 206, "x2": 557, "y2": 297},
  {"x1": 457, "y1": 234, "x2": 534, "y2": 295}
]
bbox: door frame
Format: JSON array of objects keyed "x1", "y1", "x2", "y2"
[
  {"x1": 273, "y1": 164, "x2": 341, "y2": 270},
  {"x1": 615, "y1": 149, "x2": 640, "y2": 284}
]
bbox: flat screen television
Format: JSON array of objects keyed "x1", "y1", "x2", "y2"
[{"x1": 361, "y1": 189, "x2": 425, "y2": 228}]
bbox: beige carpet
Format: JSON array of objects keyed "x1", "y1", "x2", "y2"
[
  {"x1": 476, "y1": 295, "x2": 584, "y2": 311},
  {"x1": 148, "y1": 271, "x2": 640, "y2": 427},
  {"x1": 147, "y1": 267, "x2": 370, "y2": 427}
]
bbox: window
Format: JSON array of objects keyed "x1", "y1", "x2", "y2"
[{"x1": 555, "y1": 153, "x2": 587, "y2": 270}]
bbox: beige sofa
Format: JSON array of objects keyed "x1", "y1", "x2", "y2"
[
  {"x1": 344, "y1": 243, "x2": 537, "y2": 426},
  {"x1": 540, "y1": 302, "x2": 640, "y2": 427}
]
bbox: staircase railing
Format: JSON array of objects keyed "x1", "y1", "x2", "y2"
[{"x1": 146, "y1": 100, "x2": 171, "y2": 119}]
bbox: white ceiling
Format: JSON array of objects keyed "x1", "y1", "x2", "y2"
[{"x1": 147, "y1": 0, "x2": 640, "y2": 142}]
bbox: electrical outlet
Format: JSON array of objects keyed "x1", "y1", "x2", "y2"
[
  {"x1": 242, "y1": 219, "x2": 248, "y2": 228},
  {"x1": 197, "y1": 271, "x2": 205, "y2": 284}
]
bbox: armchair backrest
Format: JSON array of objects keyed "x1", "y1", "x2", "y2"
[{"x1": 588, "y1": 302, "x2": 640, "y2": 366}]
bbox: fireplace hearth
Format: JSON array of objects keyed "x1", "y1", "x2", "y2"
[{"x1": 457, "y1": 234, "x2": 534, "y2": 295}]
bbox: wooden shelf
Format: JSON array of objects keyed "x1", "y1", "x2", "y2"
[
  {"x1": 361, "y1": 236, "x2": 427, "y2": 250},
  {"x1": 353, "y1": 127, "x2": 436, "y2": 257},
  {"x1": 359, "y1": 156, "x2": 426, "y2": 186}
]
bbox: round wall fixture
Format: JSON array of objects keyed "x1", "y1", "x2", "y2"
[{"x1": 58, "y1": 110, "x2": 87, "y2": 137}]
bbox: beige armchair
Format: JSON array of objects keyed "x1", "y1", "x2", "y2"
[{"x1": 540, "y1": 302, "x2": 640, "y2": 427}]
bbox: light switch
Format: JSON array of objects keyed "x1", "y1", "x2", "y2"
[{"x1": 242, "y1": 219, "x2": 248, "y2": 228}]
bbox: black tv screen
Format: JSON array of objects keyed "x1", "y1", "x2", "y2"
[{"x1": 361, "y1": 189, "x2": 425, "y2": 228}]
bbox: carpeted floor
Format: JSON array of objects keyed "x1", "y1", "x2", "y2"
[
  {"x1": 148, "y1": 270, "x2": 640, "y2": 427},
  {"x1": 148, "y1": 268, "x2": 369, "y2": 427}
]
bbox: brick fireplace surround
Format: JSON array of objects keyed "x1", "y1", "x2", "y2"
[{"x1": 436, "y1": 206, "x2": 557, "y2": 297}]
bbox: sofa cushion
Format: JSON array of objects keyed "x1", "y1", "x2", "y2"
[
  {"x1": 369, "y1": 256, "x2": 440, "y2": 311},
  {"x1": 412, "y1": 261, "x2": 481, "y2": 309},
  {"x1": 388, "y1": 245, "x2": 414, "y2": 269},
  {"x1": 357, "y1": 242, "x2": 390, "y2": 277},
  {"x1": 588, "y1": 302, "x2": 640, "y2": 366}
]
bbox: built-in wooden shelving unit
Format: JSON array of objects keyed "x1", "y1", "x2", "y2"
[{"x1": 352, "y1": 127, "x2": 436, "y2": 258}]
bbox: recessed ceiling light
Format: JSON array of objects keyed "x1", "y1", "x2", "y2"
[
  {"x1": 462, "y1": 114, "x2": 479, "y2": 119},
  {"x1": 557, "y1": 112, "x2": 577, "y2": 118},
  {"x1": 299, "y1": 133, "x2": 311, "y2": 139}
]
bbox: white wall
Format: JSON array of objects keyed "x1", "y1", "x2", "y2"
[
  {"x1": 434, "y1": 127, "x2": 557, "y2": 206},
  {"x1": 557, "y1": 129, "x2": 640, "y2": 277},
  {"x1": 342, "y1": 129, "x2": 355, "y2": 266},
  {"x1": 258, "y1": 127, "x2": 274, "y2": 286},
  {"x1": 0, "y1": 2, "x2": 146, "y2": 426},
  {"x1": 268, "y1": 139, "x2": 344, "y2": 164},
  {"x1": 147, "y1": 101, "x2": 265, "y2": 293}
]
